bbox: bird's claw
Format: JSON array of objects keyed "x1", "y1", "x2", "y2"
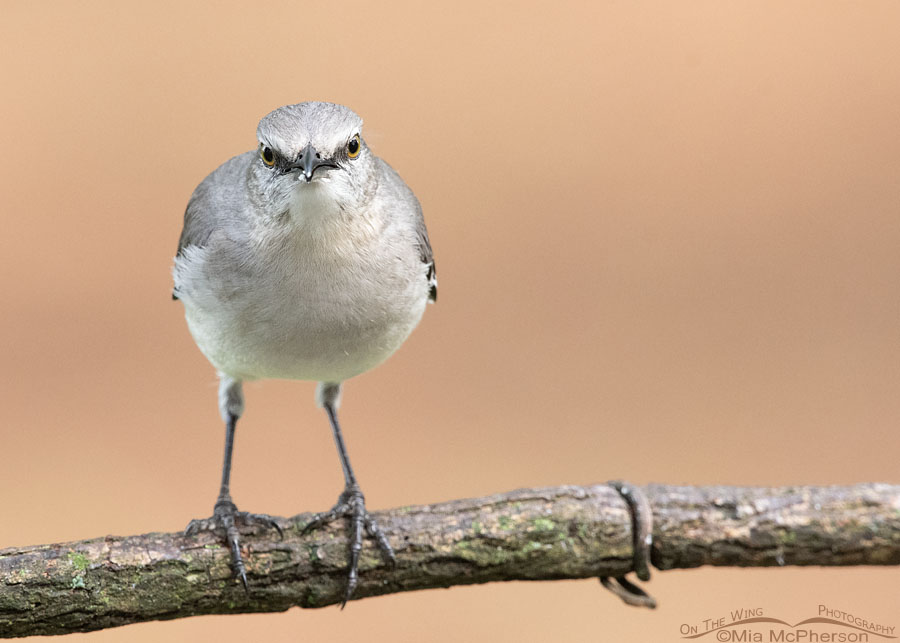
[
  {"x1": 184, "y1": 497, "x2": 283, "y2": 589},
  {"x1": 303, "y1": 484, "x2": 395, "y2": 607}
]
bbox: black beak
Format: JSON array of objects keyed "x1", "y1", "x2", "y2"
[{"x1": 291, "y1": 143, "x2": 338, "y2": 182}]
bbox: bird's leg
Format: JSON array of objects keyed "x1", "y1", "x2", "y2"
[
  {"x1": 302, "y1": 382, "x2": 396, "y2": 607},
  {"x1": 184, "y1": 378, "x2": 281, "y2": 589}
]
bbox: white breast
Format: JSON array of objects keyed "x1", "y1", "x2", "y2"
[{"x1": 175, "y1": 183, "x2": 429, "y2": 383}]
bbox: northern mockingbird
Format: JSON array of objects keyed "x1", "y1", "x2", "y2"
[{"x1": 172, "y1": 102, "x2": 436, "y2": 605}]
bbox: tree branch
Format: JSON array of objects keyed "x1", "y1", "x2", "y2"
[{"x1": 1, "y1": 483, "x2": 898, "y2": 637}]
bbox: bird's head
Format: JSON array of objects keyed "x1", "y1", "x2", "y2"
[{"x1": 251, "y1": 102, "x2": 376, "y2": 221}]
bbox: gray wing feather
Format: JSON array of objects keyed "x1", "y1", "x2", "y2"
[
  {"x1": 176, "y1": 185, "x2": 215, "y2": 258},
  {"x1": 176, "y1": 151, "x2": 254, "y2": 256},
  {"x1": 376, "y1": 157, "x2": 437, "y2": 303},
  {"x1": 173, "y1": 151, "x2": 254, "y2": 299}
]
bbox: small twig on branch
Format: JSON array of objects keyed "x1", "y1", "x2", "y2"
[{"x1": 1, "y1": 483, "x2": 898, "y2": 637}]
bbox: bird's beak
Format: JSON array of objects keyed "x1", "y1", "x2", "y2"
[{"x1": 290, "y1": 143, "x2": 338, "y2": 182}]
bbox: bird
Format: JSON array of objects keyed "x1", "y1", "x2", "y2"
[{"x1": 172, "y1": 102, "x2": 436, "y2": 605}]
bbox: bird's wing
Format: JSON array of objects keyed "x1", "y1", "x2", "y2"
[
  {"x1": 176, "y1": 188, "x2": 214, "y2": 258},
  {"x1": 414, "y1": 200, "x2": 438, "y2": 302},
  {"x1": 173, "y1": 151, "x2": 253, "y2": 300},
  {"x1": 375, "y1": 157, "x2": 437, "y2": 303}
]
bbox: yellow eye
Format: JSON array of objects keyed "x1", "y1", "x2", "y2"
[
  {"x1": 347, "y1": 135, "x2": 361, "y2": 159},
  {"x1": 259, "y1": 144, "x2": 276, "y2": 167}
]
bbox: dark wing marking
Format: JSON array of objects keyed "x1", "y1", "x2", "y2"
[{"x1": 414, "y1": 201, "x2": 437, "y2": 302}]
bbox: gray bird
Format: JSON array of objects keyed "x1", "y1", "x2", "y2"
[{"x1": 172, "y1": 102, "x2": 436, "y2": 604}]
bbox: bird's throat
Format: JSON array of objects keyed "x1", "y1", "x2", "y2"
[{"x1": 288, "y1": 181, "x2": 343, "y2": 227}]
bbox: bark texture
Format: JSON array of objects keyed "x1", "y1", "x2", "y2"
[{"x1": 1, "y1": 483, "x2": 898, "y2": 637}]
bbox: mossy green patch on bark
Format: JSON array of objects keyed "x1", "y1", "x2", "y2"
[
  {"x1": 530, "y1": 518, "x2": 556, "y2": 532},
  {"x1": 522, "y1": 541, "x2": 545, "y2": 554},
  {"x1": 67, "y1": 552, "x2": 90, "y2": 571}
]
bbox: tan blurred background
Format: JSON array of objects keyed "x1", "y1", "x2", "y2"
[{"x1": 1, "y1": 1, "x2": 898, "y2": 640}]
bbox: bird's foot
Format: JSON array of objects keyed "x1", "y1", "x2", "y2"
[
  {"x1": 302, "y1": 483, "x2": 395, "y2": 607},
  {"x1": 184, "y1": 496, "x2": 283, "y2": 589}
]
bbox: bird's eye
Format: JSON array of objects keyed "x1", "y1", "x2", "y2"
[
  {"x1": 347, "y1": 135, "x2": 361, "y2": 159},
  {"x1": 259, "y1": 145, "x2": 276, "y2": 167}
]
